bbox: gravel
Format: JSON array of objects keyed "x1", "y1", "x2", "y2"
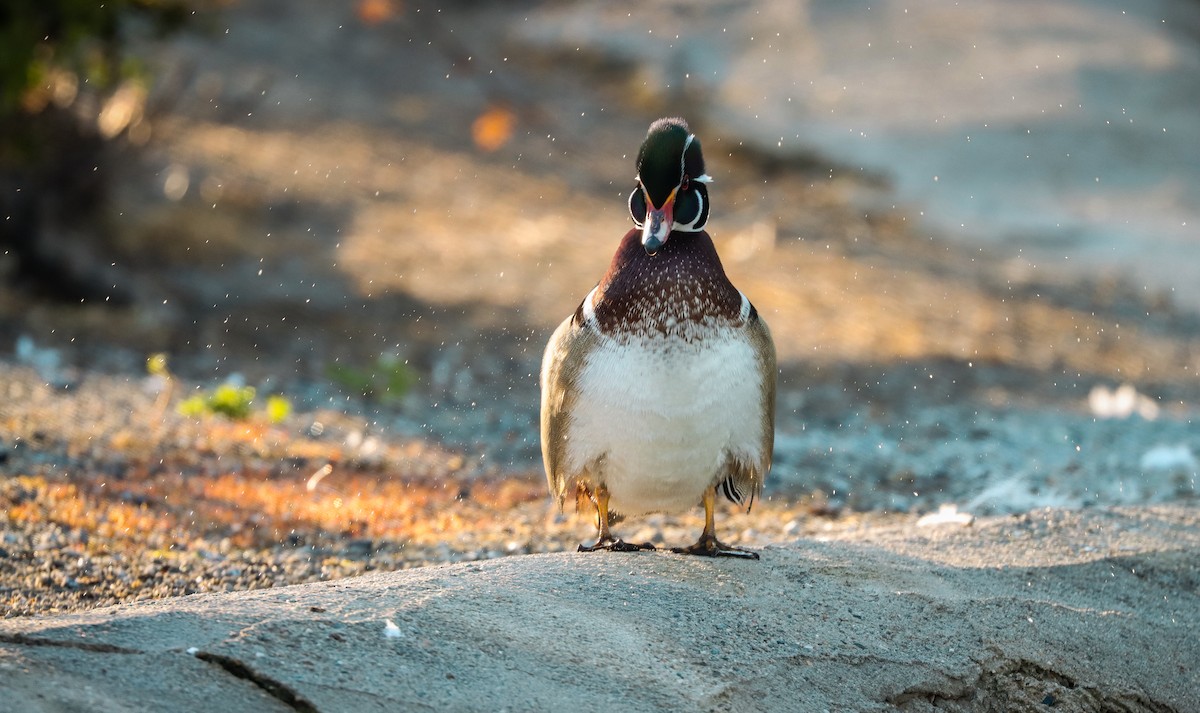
[{"x1": 3, "y1": 348, "x2": 1197, "y2": 618}]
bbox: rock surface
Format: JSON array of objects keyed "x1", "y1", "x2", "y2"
[{"x1": 3, "y1": 506, "x2": 1196, "y2": 712}]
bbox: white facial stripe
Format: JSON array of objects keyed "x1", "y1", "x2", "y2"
[
  {"x1": 670, "y1": 135, "x2": 707, "y2": 232},
  {"x1": 681, "y1": 134, "x2": 695, "y2": 177}
]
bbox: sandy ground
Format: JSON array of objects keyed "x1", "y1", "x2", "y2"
[{"x1": 2, "y1": 506, "x2": 1197, "y2": 712}]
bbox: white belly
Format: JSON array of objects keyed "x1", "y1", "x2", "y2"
[{"x1": 566, "y1": 332, "x2": 765, "y2": 515}]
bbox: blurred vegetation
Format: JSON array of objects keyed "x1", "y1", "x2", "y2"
[
  {"x1": 0, "y1": 0, "x2": 190, "y2": 116},
  {"x1": 151, "y1": 353, "x2": 291, "y2": 423},
  {"x1": 0, "y1": 0, "x2": 193, "y2": 302},
  {"x1": 178, "y1": 383, "x2": 293, "y2": 423},
  {"x1": 327, "y1": 355, "x2": 415, "y2": 404},
  {"x1": 179, "y1": 384, "x2": 257, "y2": 420}
]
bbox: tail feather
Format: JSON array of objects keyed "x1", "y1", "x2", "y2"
[
  {"x1": 719, "y1": 476, "x2": 745, "y2": 504},
  {"x1": 718, "y1": 458, "x2": 762, "y2": 511}
]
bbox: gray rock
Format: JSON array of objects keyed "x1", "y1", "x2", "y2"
[{"x1": 3, "y1": 506, "x2": 1195, "y2": 711}]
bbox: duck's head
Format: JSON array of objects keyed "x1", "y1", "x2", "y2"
[{"x1": 628, "y1": 117, "x2": 712, "y2": 255}]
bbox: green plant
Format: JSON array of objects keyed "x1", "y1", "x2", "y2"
[
  {"x1": 327, "y1": 355, "x2": 414, "y2": 404},
  {"x1": 178, "y1": 384, "x2": 291, "y2": 422},
  {"x1": 265, "y1": 395, "x2": 292, "y2": 424},
  {"x1": 206, "y1": 383, "x2": 256, "y2": 419},
  {"x1": 1, "y1": 0, "x2": 191, "y2": 115},
  {"x1": 146, "y1": 352, "x2": 169, "y2": 377}
]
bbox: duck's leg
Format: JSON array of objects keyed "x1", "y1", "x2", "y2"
[
  {"x1": 578, "y1": 484, "x2": 655, "y2": 553},
  {"x1": 672, "y1": 485, "x2": 759, "y2": 560}
]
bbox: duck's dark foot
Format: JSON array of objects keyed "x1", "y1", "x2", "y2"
[
  {"x1": 578, "y1": 538, "x2": 656, "y2": 553},
  {"x1": 672, "y1": 535, "x2": 759, "y2": 560}
]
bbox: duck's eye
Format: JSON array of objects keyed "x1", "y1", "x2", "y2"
[{"x1": 680, "y1": 175, "x2": 690, "y2": 192}]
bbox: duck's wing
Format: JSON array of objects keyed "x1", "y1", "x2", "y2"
[
  {"x1": 539, "y1": 306, "x2": 600, "y2": 507},
  {"x1": 721, "y1": 306, "x2": 776, "y2": 508}
]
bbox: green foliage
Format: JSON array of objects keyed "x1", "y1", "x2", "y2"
[
  {"x1": 176, "y1": 393, "x2": 206, "y2": 418},
  {"x1": 0, "y1": 0, "x2": 191, "y2": 116},
  {"x1": 146, "y1": 352, "x2": 169, "y2": 377},
  {"x1": 179, "y1": 384, "x2": 254, "y2": 420},
  {"x1": 327, "y1": 355, "x2": 414, "y2": 404},
  {"x1": 179, "y1": 384, "x2": 292, "y2": 422},
  {"x1": 265, "y1": 395, "x2": 292, "y2": 424},
  {"x1": 207, "y1": 384, "x2": 256, "y2": 419}
]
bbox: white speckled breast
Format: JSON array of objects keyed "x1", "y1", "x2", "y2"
[{"x1": 565, "y1": 329, "x2": 767, "y2": 515}]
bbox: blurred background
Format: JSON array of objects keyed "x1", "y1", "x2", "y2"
[{"x1": 2, "y1": 0, "x2": 1199, "y2": 611}]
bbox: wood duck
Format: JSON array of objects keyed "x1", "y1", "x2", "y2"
[{"x1": 540, "y1": 117, "x2": 776, "y2": 559}]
